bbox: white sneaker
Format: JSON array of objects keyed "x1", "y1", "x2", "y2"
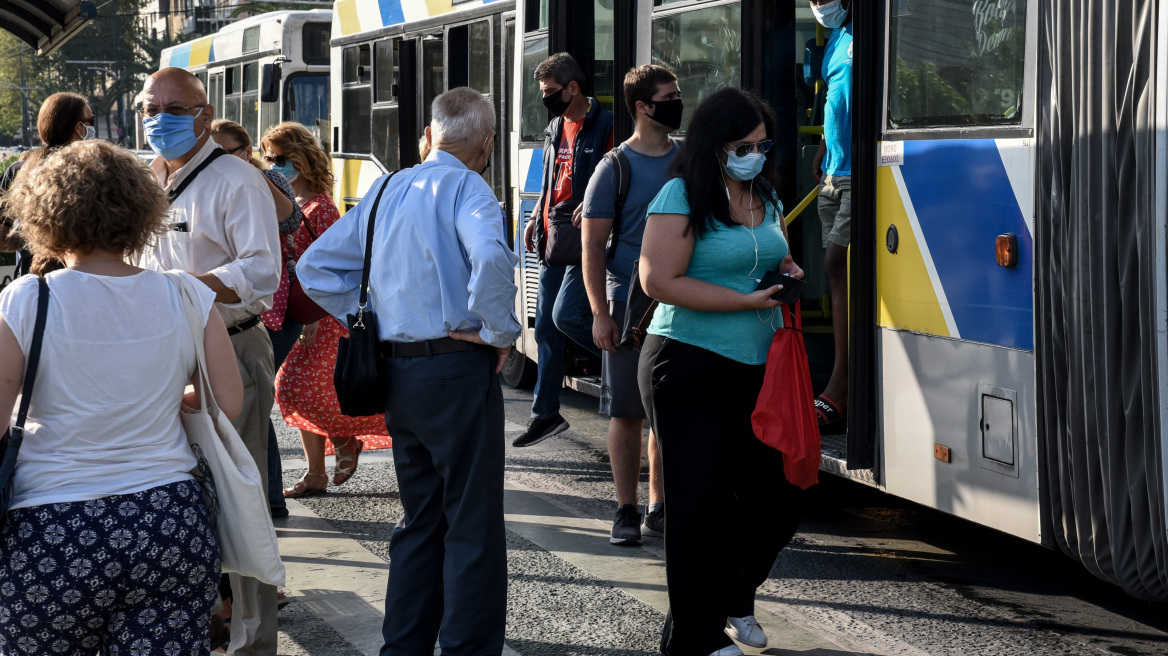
[
  {"x1": 725, "y1": 615, "x2": 767, "y2": 648},
  {"x1": 706, "y1": 646, "x2": 744, "y2": 656}
]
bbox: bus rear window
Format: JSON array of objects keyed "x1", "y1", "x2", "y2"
[
  {"x1": 888, "y1": 0, "x2": 1028, "y2": 129},
  {"x1": 303, "y1": 23, "x2": 330, "y2": 65},
  {"x1": 651, "y1": 3, "x2": 742, "y2": 135}
]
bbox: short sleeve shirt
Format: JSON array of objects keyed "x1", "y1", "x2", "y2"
[
  {"x1": 823, "y1": 24, "x2": 854, "y2": 176},
  {"x1": 582, "y1": 141, "x2": 680, "y2": 302},
  {"x1": 644, "y1": 178, "x2": 787, "y2": 365}
]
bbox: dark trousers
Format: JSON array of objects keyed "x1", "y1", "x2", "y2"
[
  {"x1": 266, "y1": 319, "x2": 302, "y2": 508},
  {"x1": 379, "y1": 348, "x2": 507, "y2": 656},
  {"x1": 639, "y1": 335, "x2": 803, "y2": 656}
]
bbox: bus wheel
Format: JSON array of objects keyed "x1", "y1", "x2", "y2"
[{"x1": 501, "y1": 347, "x2": 537, "y2": 389}]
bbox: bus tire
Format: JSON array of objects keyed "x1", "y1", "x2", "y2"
[{"x1": 501, "y1": 346, "x2": 537, "y2": 390}]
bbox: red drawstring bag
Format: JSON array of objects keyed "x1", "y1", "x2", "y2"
[{"x1": 751, "y1": 300, "x2": 820, "y2": 489}]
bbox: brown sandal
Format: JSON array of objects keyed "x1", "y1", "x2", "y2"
[
  {"x1": 332, "y1": 438, "x2": 364, "y2": 486},
  {"x1": 283, "y1": 472, "x2": 328, "y2": 498}
]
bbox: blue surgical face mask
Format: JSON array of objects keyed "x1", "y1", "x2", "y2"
[
  {"x1": 143, "y1": 106, "x2": 206, "y2": 160},
  {"x1": 82, "y1": 125, "x2": 96, "y2": 140},
  {"x1": 270, "y1": 160, "x2": 299, "y2": 183},
  {"x1": 812, "y1": 0, "x2": 848, "y2": 29},
  {"x1": 722, "y1": 150, "x2": 765, "y2": 181}
]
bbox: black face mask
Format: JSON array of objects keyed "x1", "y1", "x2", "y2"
[
  {"x1": 542, "y1": 87, "x2": 573, "y2": 117},
  {"x1": 647, "y1": 99, "x2": 684, "y2": 131}
]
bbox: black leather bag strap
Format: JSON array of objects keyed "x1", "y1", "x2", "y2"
[
  {"x1": 358, "y1": 171, "x2": 398, "y2": 310},
  {"x1": 11, "y1": 277, "x2": 49, "y2": 443},
  {"x1": 168, "y1": 148, "x2": 227, "y2": 205},
  {"x1": 604, "y1": 147, "x2": 631, "y2": 261}
]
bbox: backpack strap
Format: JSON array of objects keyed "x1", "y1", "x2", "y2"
[
  {"x1": 168, "y1": 148, "x2": 227, "y2": 205},
  {"x1": 604, "y1": 147, "x2": 631, "y2": 260}
]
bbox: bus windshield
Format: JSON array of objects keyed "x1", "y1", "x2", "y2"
[{"x1": 285, "y1": 74, "x2": 330, "y2": 142}]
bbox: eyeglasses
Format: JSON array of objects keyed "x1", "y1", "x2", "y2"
[
  {"x1": 80, "y1": 117, "x2": 96, "y2": 126},
  {"x1": 138, "y1": 104, "x2": 206, "y2": 119},
  {"x1": 727, "y1": 140, "x2": 773, "y2": 158},
  {"x1": 222, "y1": 144, "x2": 248, "y2": 155},
  {"x1": 264, "y1": 154, "x2": 288, "y2": 167}
]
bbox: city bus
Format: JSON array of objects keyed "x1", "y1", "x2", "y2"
[
  {"x1": 326, "y1": 0, "x2": 515, "y2": 214},
  {"x1": 159, "y1": 10, "x2": 333, "y2": 150},
  {"x1": 503, "y1": 0, "x2": 1168, "y2": 602}
]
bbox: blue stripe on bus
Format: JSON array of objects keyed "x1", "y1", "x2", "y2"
[
  {"x1": 378, "y1": 0, "x2": 405, "y2": 27},
  {"x1": 524, "y1": 148, "x2": 543, "y2": 194},
  {"x1": 170, "y1": 43, "x2": 192, "y2": 69},
  {"x1": 898, "y1": 139, "x2": 1034, "y2": 351}
]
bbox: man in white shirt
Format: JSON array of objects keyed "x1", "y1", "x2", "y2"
[{"x1": 137, "y1": 67, "x2": 282, "y2": 656}]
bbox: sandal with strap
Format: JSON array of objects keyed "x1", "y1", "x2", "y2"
[
  {"x1": 283, "y1": 472, "x2": 328, "y2": 498},
  {"x1": 814, "y1": 394, "x2": 844, "y2": 427},
  {"x1": 332, "y1": 438, "x2": 364, "y2": 486}
]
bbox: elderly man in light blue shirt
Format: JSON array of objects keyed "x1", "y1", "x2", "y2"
[{"x1": 297, "y1": 86, "x2": 519, "y2": 656}]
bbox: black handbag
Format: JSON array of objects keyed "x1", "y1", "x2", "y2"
[
  {"x1": 334, "y1": 172, "x2": 396, "y2": 417},
  {"x1": 543, "y1": 200, "x2": 583, "y2": 267},
  {"x1": 0, "y1": 276, "x2": 49, "y2": 531}
]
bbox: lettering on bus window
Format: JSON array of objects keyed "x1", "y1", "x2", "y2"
[
  {"x1": 651, "y1": 3, "x2": 742, "y2": 134},
  {"x1": 888, "y1": 0, "x2": 1027, "y2": 129}
]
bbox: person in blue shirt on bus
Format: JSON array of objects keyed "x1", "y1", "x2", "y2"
[
  {"x1": 516, "y1": 52, "x2": 614, "y2": 448},
  {"x1": 810, "y1": 0, "x2": 853, "y2": 429},
  {"x1": 296, "y1": 87, "x2": 519, "y2": 656}
]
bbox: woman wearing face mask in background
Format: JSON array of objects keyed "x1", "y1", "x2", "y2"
[
  {"x1": 0, "y1": 93, "x2": 97, "y2": 278},
  {"x1": 261, "y1": 122, "x2": 389, "y2": 498},
  {"x1": 637, "y1": 87, "x2": 804, "y2": 656}
]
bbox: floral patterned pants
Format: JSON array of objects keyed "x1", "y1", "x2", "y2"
[{"x1": 0, "y1": 479, "x2": 220, "y2": 655}]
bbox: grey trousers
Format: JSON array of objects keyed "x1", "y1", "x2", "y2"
[
  {"x1": 379, "y1": 347, "x2": 507, "y2": 656},
  {"x1": 227, "y1": 323, "x2": 279, "y2": 656}
]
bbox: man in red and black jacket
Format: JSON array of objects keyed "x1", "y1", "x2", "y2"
[{"x1": 517, "y1": 52, "x2": 613, "y2": 448}]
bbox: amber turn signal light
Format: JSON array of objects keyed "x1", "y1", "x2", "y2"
[{"x1": 996, "y1": 233, "x2": 1018, "y2": 268}]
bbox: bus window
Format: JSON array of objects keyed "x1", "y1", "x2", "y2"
[
  {"x1": 375, "y1": 39, "x2": 399, "y2": 103},
  {"x1": 888, "y1": 0, "x2": 1027, "y2": 128},
  {"x1": 303, "y1": 23, "x2": 330, "y2": 66},
  {"x1": 469, "y1": 21, "x2": 491, "y2": 95},
  {"x1": 422, "y1": 38, "x2": 444, "y2": 131},
  {"x1": 592, "y1": 0, "x2": 615, "y2": 113},
  {"x1": 524, "y1": 0, "x2": 549, "y2": 32},
  {"x1": 520, "y1": 36, "x2": 549, "y2": 142},
  {"x1": 343, "y1": 44, "x2": 373, "y2": 154},
  {"x1": 261, "y1": 100, "x2": 280, "y2": 141},
  {"x1": 197, "y1": 72, "x2": 208, "y2": 91},
  {"x1": 243, "y1": 26, "x2": 260, "y2": 54},
  {"x1": 651, "y1": 2, "x2": 743, "y2": 134},
  {"x1": 344, "y1": 44, "x2": 372, "y2": 85},
  {"x1": 284, "y1": 75, "x2": 330, "y2": 145},
  {"x1": 372, "y1": 106, "x2": 401, "y2": 171},
  {"x1": 242, "y1": 62, "x2": 259, "y2": 137},
  {"x1": 208, "y1": 73, "x2": 223, "y2": 115}
]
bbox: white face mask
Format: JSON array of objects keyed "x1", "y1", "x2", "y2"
[
  {"x1": 812, "y1": 0, "x2": 848, "y2": 29},
  {"x1": 83, "y1": 125, "x2": 96, "y2": 140}
]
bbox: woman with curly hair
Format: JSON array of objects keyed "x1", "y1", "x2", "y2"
[
  {"x1": 260, "y1": 122, "x2": 388, "y2": 497},
  {"x1": 0, "y1": 140, "x2": 242, "y2": 653}
]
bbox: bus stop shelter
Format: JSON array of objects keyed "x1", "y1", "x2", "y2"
[{"x1": 0, "y1": 0, "x2": 95, "y2": 55}]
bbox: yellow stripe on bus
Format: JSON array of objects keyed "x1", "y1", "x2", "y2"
[
  {"x1": 875, "y1": 167, "x2": 952, "y2": 337},
  {"x1": 424, "y1": 0, "x2": 456, "y2": 18},
  {"x1": 189, "y1": 37, "x2": 213, "y2": 67},
  {"x1": 337, "y1": 0, "x2": 362, "y2": 38}
]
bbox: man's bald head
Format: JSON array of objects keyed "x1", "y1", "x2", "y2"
[{"x1": 144, "y1": 67, "x2": 208, "y2": 106}]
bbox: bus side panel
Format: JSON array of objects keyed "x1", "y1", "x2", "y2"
[
  {"x1": 332, "y1": 158, "x2": 386, "y2": 214},
  {"x1": 513, "y1": 147, "x2": 542, "y2": 359},
  {"x1": 881, "y1": 329, "x2": 1041, "y2": 543}
]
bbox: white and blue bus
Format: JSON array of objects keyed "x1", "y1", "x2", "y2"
[{"x1": 160, "y1": 10, "x2": 333, "y2": 149}]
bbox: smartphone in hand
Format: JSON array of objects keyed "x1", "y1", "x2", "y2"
[{"x1": 756, "y1": 270, "x2": 807, "y2": 304}]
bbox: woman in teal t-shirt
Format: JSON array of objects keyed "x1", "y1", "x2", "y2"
[{"x1": 637, "y1": 87, "x2": 805, "y2": 656}]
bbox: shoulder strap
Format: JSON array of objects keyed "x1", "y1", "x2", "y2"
[
  {"x1": 358, "y1": 171, "x2": 398, "y2": 310},
  {"x1": 10, "y1": 276, "x2": 49, "y2": 444},
  {"x1": 168, "y1": 148, "x2": 227, "y2": 205},
  {"x1": 604, "y1": 147, "x2": 631, "y2": 260}
]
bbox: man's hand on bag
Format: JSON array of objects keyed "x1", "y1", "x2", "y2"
[
  {"x1": 523, "y1": 218, "x2": 537, "y2": 253},
  {"x1": 592, "y1": 313, "x2": 621, "y2": 354},
  {"x1": 449, "y1": 329, "x2": 510, "y2": 374},
  {"x1": 571, "y1": 204, "x2": 584, "y2": 228}
]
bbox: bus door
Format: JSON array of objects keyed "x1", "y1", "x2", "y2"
[{"x1": 395, "y1": 33, "x2": 444, "y2": 169}]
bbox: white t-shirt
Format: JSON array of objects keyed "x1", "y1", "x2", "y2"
[{"x1": 0, "y1": 268, "x2": 217, "y2": 510}]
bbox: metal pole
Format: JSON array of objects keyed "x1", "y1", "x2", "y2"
[{"x1": 19, "y1": 51, "x2": 29, "y2": 148}]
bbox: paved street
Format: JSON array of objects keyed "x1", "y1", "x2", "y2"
[{"x1": 271, "y1": 384, "x2": 1168, "y2": 656}]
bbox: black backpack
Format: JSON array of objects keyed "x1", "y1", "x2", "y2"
[{"x1": 603, "y1": 147, "x2": 659, "y2": 349}]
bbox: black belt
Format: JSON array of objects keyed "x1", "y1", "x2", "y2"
[
  {"x1": 227, "y1": 316, "x2": 262, "y2": 336},
  {"x1": 379, "y1": 337, "x2": 481, "y2": 358}
]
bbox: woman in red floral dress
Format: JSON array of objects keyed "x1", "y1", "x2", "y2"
[{"x1": 261, "y1": 122, "x2": 390, "y2": 497}]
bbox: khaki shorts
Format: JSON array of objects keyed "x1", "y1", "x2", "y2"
[{"x1": 818, "y1": 174, "x2": 852, "y2": 248}]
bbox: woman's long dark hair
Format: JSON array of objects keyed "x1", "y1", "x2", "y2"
[
  {"x1": 22, "y1": 92, "x2": 89, "y2": 168},
  {"x1": 668, "y1": 87, "x2": 781, "y2": 238}
]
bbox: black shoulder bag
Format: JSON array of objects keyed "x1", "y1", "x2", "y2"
[
  {"x1": 0, "y1": 276, "x2": 50, "y2": 530},
  {"x1": 334, "y1": 172, "x2": 396, "y2": 417}
]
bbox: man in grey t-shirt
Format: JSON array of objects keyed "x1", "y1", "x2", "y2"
[{"x1": 582, "y1": 65, "x2": 681, "y2": 546}]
